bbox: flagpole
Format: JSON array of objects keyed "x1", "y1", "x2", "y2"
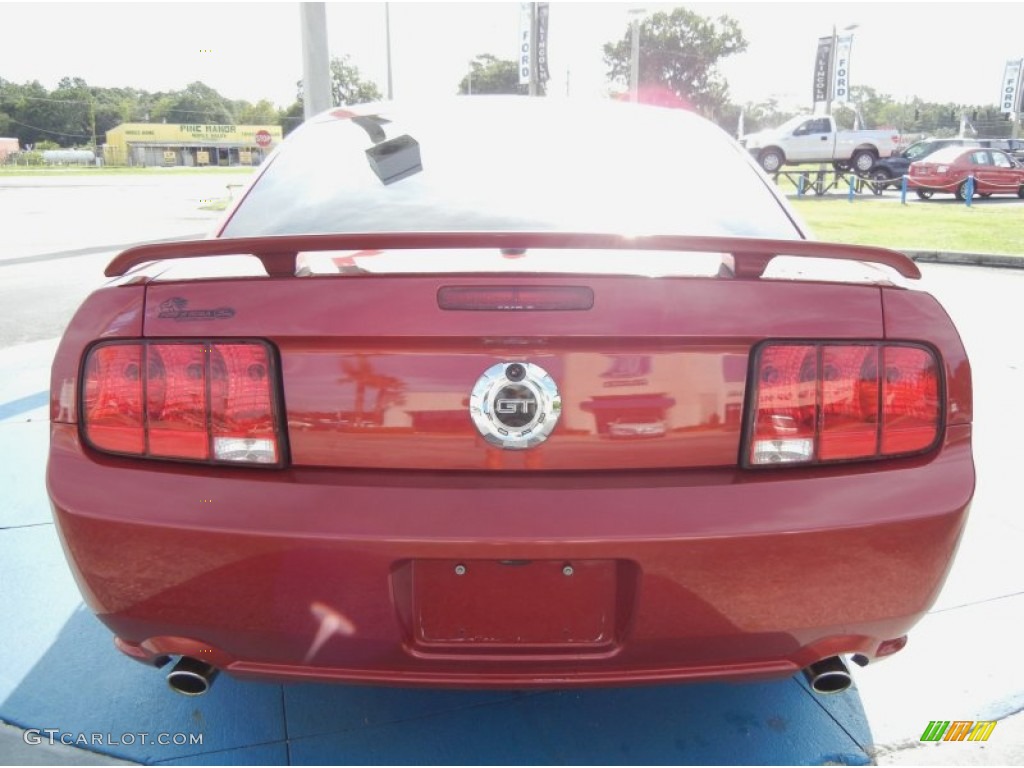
[{"x1": 529, "y1": 2, "x2": 538, "y2": 96}]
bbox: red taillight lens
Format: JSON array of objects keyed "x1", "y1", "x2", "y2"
[
  {"x1": 82, "y1": 344, "x2": 145, "y2": 454},
  {"x1": 882, "y1": 346, "x2": 940, "y2": 455},
  {"x1": 210, "y1": 343, "x2": 279, "y2": 463},
  {"x1": 748, "y1": 342, "x2": 941, "y2": 466},
  {"x1": 749, "y1": 345, "x2": 817, "y2": 464},
  {"x1": 147, "y1": 344, "x2": 209, "y2": 459},
  {"x1": 819, "y1": 345, "x2": 879, "y2": 461},
  {"x1": 81, "y1": 340, "x2": 282, "y2": 466}
]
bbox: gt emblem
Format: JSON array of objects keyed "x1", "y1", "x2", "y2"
[
  {"x1": 496, "y1": 399, "x2": 533, "y2": 414},
  {"x1": 469, "y1": 362, "x2": 561, "y2": 449}
]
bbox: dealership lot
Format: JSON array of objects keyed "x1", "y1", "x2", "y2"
[{"x1": 0, "y1": 175, "x2": 1022, "y2": 764}]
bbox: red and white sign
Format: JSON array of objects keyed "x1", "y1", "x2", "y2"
[{"x1": 254, "y1": 130, "x2": 273, "y2": 148}]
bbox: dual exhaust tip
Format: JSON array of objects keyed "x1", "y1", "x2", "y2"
[
  {"x1": 166, "y1": 656, "x2": 219, "y2": 696},
  {"x1": 165, "y1": 653, "x2": 853, "y2": 697}
]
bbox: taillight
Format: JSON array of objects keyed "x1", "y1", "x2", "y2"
[
  {"x1": 746, "y1": 342, "x2": 941, "y2": 467},
  {"x1": 81, "y1": 340, "x2": 283, "y2": 466}
]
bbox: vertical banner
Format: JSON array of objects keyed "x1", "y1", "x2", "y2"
[
  {"x1": 1000, "y1": 59, "x2": 1023, "y2": 114},
  {"x1": 737, "y1": 110, "x2": 744, "y2": 139},
  {"x1": 536, "y1": 3, "x2": 550, "y2": 85},
  {"x1": 518, "y1": 3, "x2": 532, "y2": 85},
  {"x1": 813, "y1": 36, "x2": 832, "y2": 104},
  {"x1": 832, "y1": 34, "x2": 853, "y2": 103}
]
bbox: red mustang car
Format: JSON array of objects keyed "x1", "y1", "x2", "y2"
[
  {"x1": 909, "y1": 146, "x2": 1024, "y2": 200},
  {"x1": 47, "y1": 98, "x2": 974, "y2": 698}
]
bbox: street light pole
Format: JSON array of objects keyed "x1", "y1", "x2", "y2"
[{"x1": 300, "y1": 3, "x2": 331, "y2": 119}]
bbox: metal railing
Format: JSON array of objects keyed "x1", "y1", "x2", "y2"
[{"x1": 772, "y1": 167, "x2": 1024, "y2": 207}]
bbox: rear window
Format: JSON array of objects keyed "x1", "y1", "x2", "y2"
[
  {"x1": 923, "y1": 147, "x2": 968, "y2": 164},
  {"x1": 222, "y1": 98, "x2": 802, "y2": 242}
]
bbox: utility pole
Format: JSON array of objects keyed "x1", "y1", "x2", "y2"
[
  {"x1": 88, "y1": 97, "x2": 97, "y2": 149},
  {"x1": 300, "y1": 3, "x2": 332, "y2": 119}
]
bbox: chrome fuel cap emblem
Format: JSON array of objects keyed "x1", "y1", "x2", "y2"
[{"x1": 469, "y1": 362, "x2": 561, "y2": 449}]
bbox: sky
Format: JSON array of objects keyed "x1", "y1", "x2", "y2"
[{"x1": 1, "y1": 1, "x2": 1023, "y2": 115}]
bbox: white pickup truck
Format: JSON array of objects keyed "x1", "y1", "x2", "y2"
[{"x1": 742, "y1": 115, "x2": 901, "y2": 174}]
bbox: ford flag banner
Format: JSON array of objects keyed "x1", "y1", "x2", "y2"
[
  {"x1": 813, "y1": 37, "x2": 832, "y2": 104},
  {"x1": 1000, "y1": 59, "x2": 1023, "y2": 114},
  {"x1": 537, "y1": 3, "x2": 550, "y2": 85},
  {"x1": 519, "y1": 3, "x2": 532, "y2": 85},
  {"x1": 832, "y1": 34, "x2": 853, "y2": 103}
]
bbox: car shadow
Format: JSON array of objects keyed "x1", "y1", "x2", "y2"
[{"x1": 0, "y1": 606, "x2": 874, "y2": 765}]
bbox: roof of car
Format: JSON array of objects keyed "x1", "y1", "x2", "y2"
[{"x1": 919, "y1": 145, "x2": 1017, "y2": 164}]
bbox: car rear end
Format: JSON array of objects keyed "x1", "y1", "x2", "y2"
[
  {"x1": 47, "y1": 99, "x2": 974, "y2": 693},
  {"x1": 908, "y1": 146, "x2": 969, "y2": 196}
]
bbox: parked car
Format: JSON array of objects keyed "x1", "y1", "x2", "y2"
[
  {"x1": 741, "y1": 114, "x2": 900, "y2": 173},
  {"x1": 908, "y1": 146, "x2": 1024, "y2": 200},
  {"x1": 48, "y1": 98, "x2": 974, "y2": 698},
  {"x1": 868, "y1": 137, "x2": 981, "y2": 190},
  {"x1": 978, "y1": 138, "x2": 1024, "y2": 165}
]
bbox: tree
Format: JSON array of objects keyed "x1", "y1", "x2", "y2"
[
  {"x1": 719, "y1": 97, "x2": 797, "y2": 136},
  {"x1": 457, "y1": 54, "x2": 531, "y2": 95},
  {"x1": 150, "y1": 81, "x2": 236, "y2": 125},
  {"x1": 5, "y1": 80, "x2": 78, "y2": 146},
  {"x1": 603, "y1": 8, "x2": 747, "y2": 119},
  {"x1": 281, "y1": 56, "x2": 380, "y2": 133},
  {"x1": 279, "y1": 100, "x2": 304, "y2": 137},
  {"x1": 0, "y1": 77, "x2": 16, "y2": 137},
  {"x1": 328, "y1": 55, "x2": 382, "y2": 106},
  {"x1": 235, "y1": 99, "x2": 280, "y2": 125}
]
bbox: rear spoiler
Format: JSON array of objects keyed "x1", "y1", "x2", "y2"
[{"x1": 105, "y1": 232, "x2": 921, "y2": 280}]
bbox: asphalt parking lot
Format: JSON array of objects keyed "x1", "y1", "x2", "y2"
[{"x1": 1, "y1": 174, "x2": 1022, "y2": 765}]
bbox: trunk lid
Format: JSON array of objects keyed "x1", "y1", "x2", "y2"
[{"x1": 142, "y1": 272, "x2": 885, "y2": 471}]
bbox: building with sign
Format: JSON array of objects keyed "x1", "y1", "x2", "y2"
[{"x1": 103, "y1": 123, "x2": 282, "y2": 167}]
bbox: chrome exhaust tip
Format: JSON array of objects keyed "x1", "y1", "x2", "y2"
[
  {"x1": 802, "y1": 655, "x2": 852, "y2": 695},
  {"x1": 166, "y1": 656, "x2": 219, "y2": 696}
]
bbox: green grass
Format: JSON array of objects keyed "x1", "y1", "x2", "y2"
[
  {"x1": 0, "y1": 165, "x2": 255, "y2": 177},
  {"x1": 198, "y1": 199, "x2": 231, "y2": 211},
  {"x1": 791, "y1": 198, "x2": 1024, "y2": 256}
]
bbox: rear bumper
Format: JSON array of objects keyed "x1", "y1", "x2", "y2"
[{"x1": 48, "y1": 423, "x2": 974, "y2": 688}]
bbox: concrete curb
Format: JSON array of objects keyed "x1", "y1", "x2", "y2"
[{"x1": 903, "y1": 250, "x2": 1024, "y2": 269}]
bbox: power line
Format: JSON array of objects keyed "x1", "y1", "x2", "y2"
[
  {"x1": 7, "y1": 118, "x2": 92, "y2": 139},
  {"x1": 1, "y1": 91, "x2": 239, "y2": 120},
  {"x1": 2, "y1": 94, "x2": 91, "y2": 105}
]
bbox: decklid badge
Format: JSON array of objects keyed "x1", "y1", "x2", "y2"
[
  {"x1": 470, "y1": 362, "x2": 561, "y2": 449},
  {"x1": 158, "y1": 297, "x2": 235, "y2": 321}
]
